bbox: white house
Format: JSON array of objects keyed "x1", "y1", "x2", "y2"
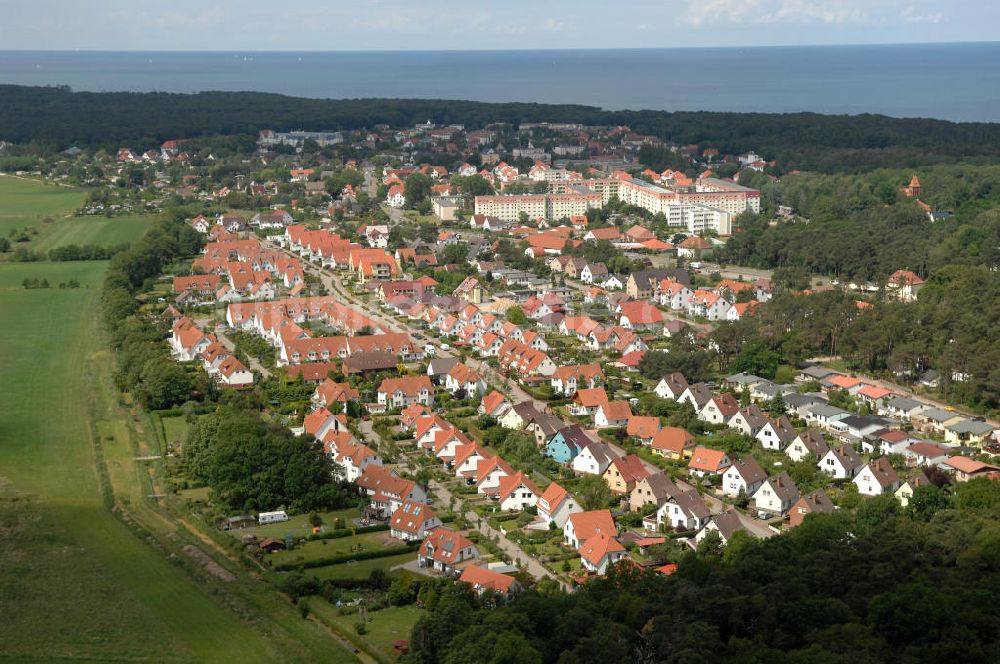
[
  {"x1": 535, "y1": 482, "x2": 582, "y2": 528},
  {"x1": 854, "y1": 458, "x2": 901, "y2": 496},
  {"x1": 756, "y1": 417, "x2": 797, "y2": 451},
  {"x1": 497, "y1": 472, "x2": 540, "y2": 512},
  {"x1": 721, "y1": 456, "x2": 768, "y2": 499},
  {"x1": 818, "y1": 444, "x2": 864, "y2": 479},
  {"x1": 572, "y1": 442, "x2": 613, "y2": 476},
  {"x1": 751, "y1": 472, "x2": 799, "y2": 518},
  {"x1": 656, "y1": 490, "x2": 711, "y2": 531},
  {"x1": 389, "y1": 501, "x2": 442, "y2": 542}
]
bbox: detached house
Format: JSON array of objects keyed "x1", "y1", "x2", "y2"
[
  {"x1": 595, "y1": 400, "x2": 633, "y2": 429},
  {"x1": 694, "y1": 509, "x2": 752, "y2": 547},
  {"x1": 497, "y1": 472, "x2": 541, "y2": 512},
  {"x1": 721, "y1": 456, "x2": 768, "y2": 498},
  {"x1": 536, "y1": 482, "x2": 582, "y2": 528},
  {"x1": 728, "y1": 405, "x2": 769, "y2": 437},
  {"x1": 626, "y1": 416, "x2": 662, "y2": 445},
  {"x1": 418, "y1": 527, "x2": 479, "y2": 575},
  {"x1": 629, "y1": 472, "x2": 680, "y2": 512},
  {"x1": 656, "y1": 490, "x2": 711, "y2": 531},
  {"x1": 854, "y1": 457, "x2": 900, "y2": 496},
  {"x1": 700, "y1": 393, "x2": 740, "y2": 425},
  {"x1": 655, "y1": 373, "x2": 689, "y2": 400},
  {"x1": 573, "y1": 441, "x2": 614, "y2": 476},
  {"x1": 651, "y1": 427, "x2": 696, "y2": 459},
  {"x1": 818, "y1": 444, "x2": 864, "y2": 479},
  {"x1": 564, "y1": 509, "x2": 616, "y2": 550},
  {"x1": 786, "y1": 430, "x2": 830, "y2": 462},
  {"x1": 756, "y1": 416, "x2": 797, "y2": 451},
  {"x1": 687, "y1": 446, "x2": 731, "y2": 477},
  {"x1": 603, "y1": 455, "x2": 649, "y2": 495},
  {"x1": 752, "y1": 472, "x2": 800, "y2": 518},
  {"x1": 389, "y1": 501, "x2": 442, "y2": 542},
  {"x1": 579, "y1": 533, "x2": 627, "y2": 575},
  {"x1": 785, "y1": 489, "x2": 835, "y2": 528}
]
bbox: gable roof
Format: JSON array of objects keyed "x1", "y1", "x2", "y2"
[
  {"x1": 578, "y1": 532, "x2": 626, "y2": 566},
  {"x1": 651, "y1": 427, "x2": 695, "y2": 454},
  {"x1": 458, "y1": 565, "x2": 516, "y2": 593},
  {"x1": 688, "y1": 446, "x2": 729, "y2": 472},
  {"x1": 626, "y1": 416, "x2": 661, "y2": 440},
  {"x1": 567, "y1": 509, "x2": 616, "y2": 542},
  {"x1": 608, "y1": 455, "x2": 650, "y2": 484},
  {"x1": 726, "y1": 455, "x2": 767, "y2": 485}
]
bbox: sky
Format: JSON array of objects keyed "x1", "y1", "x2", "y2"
[{"x1": 3, "y1": 0, "x2": 997, "y2": 51}]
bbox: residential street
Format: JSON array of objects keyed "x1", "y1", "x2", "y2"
[
  {"x1": 196, "y1": 317, "x2": 273, "y2": 379},
  {"x1": 429, "y1": 479, "x2": 572, "y2": 591}
]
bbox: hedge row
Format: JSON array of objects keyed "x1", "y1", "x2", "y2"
[
  {"x1": 306, "y1": 523, "x2": 390, "y2": 541},
  {"x1": 273, "y1": 543, "x2": 420, "y2": 571}
]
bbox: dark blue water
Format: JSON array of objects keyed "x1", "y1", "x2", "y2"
[{"x1": 2, "y1": 43, "x2": 998, "y2": 123}]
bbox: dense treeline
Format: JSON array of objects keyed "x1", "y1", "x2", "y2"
[
  {"x1": 49, "y1": 242, "x2": 129, "y2": 261},
  {"x1": 183, "y1": 407, "x2": 351, "y2": 513},
  {"x1": 405, "y1": 480, "x2": 1000, "y2": 664},
  {"x1": 721, "y1": 166, "x2": 1000, "y2": 281},
  {"x1": 101, "y1": 211, "x2": 207, "y2": 409},
  {"x1": 4, "y1": 85, "x2": 1000, "y2": 172},
  {"x1": 710, "y1": 268, "x2": 1000, "y2": 411}
]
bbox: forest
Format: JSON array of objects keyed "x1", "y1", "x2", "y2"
[
  {"x1": 403, "y1": 479, "x2": 1000, "y2": 664},
  {"x1": 4, "y1": 85, "x2": 1000, "y2": 172},
  {"x1": 719, "y1": 165, "x2": 1000, "y2": 281}
]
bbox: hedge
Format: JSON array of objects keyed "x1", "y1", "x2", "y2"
[
  {"x1": 306, "y1": 523, "x2": 389, "y2": 541},
  {"x1": 273, "y1": 543, "x2": 420, "y2": 571}
]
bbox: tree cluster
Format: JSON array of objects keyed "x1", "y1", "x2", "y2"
[{"x1": 406, "y1": 479, "x2": 1000, "y2": 664}]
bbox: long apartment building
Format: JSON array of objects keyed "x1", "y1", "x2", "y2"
[{"x1": 474, "y1": 175, "x2": 757, "y2": 235}]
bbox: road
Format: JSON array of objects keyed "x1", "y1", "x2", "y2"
[
  {"x1": 429, "y1": 479, "x2": 572, "y2": 591},
  {"x1": 361, "y1": 416, "x2": 571, "y2": 590},
  {"x1": 806, "y1": 359, "x2": 1000, "y2": 430},
  {"x1": 196, "y1": 318, "x2": 273, "y2": 379}
]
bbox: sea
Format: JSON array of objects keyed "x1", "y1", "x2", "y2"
[{"x1": 1, "y1": 42, "x2": 999, "y2": 123}]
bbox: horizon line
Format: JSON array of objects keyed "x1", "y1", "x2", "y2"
[{"x1": 1, "y1": 39, "x2": 998, "y2": 54}]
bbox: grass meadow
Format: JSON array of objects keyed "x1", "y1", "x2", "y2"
[
  {"x1": 0, "y1": 257, "x2": 358, "y2": 658},
  {"x1": 0, "y1": 175, "x2": 154, "y2": 254}
]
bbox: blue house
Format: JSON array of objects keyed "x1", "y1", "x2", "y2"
[{"x1": 546, "y1": 425, "x2": 593, "y2": 464}]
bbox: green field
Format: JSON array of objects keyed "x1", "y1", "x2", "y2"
[
  {"x1": 0, "y1": 175, "x2": 86, "y2": 238},
  {"x1": 0, "y1": 175, "x2": 153, "y2": 253},
  {"x1": 314, "y1": 603, "x2": 423, "y2": 661},
  {"x1": 270, "y1": 531, "x2": 403, "y2": 566},
  {"x1": 0, "y1": 258, "x2": 357, "y2": 662},
  {"x1": 228, "y1": 508, "x2": 363, "y2": 541},
  {"x1": 32, "y1": 214, "x2": 155, "y2": 252},
  {"x1": 308, "y1": 552, "x2": 419, "y2": 582}
]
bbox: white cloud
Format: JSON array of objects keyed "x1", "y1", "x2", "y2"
[
  {"x1": 681, "y1": 0, "x2": 871, "y2": 26},
  {"x1": 900, "y1": 6, "x2": 944, "y2": 23}
]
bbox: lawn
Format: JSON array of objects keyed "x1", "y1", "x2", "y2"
[
  {"x1": 320, "y1": 603, "x2": 423, "y2": 661},
  {"x1": 308, "y1": 552, "x2": 420, "y2": 582},
  {"x1": 0, "y1": 259, "x2": 357, "y2": 663},
  {"x1": 270, "y1": 530, "x2": 403, "y2": 566},
  {"x1": 228, "y1": 507, "x2": 363, "y2": 541}
]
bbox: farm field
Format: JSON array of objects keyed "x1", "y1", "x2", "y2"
[
  {"x1": 0, "y1": 175, "x2": 153, "y2": 252},
  {"x1": 0, "y1": 258, "x2": 357, "y2": 663},
  {"x1": 32, "y1": 213, "x2": 154, "y2": 252},
  {"x1": 0, "y1": 175, "x2": 86, "y2": 237}
]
